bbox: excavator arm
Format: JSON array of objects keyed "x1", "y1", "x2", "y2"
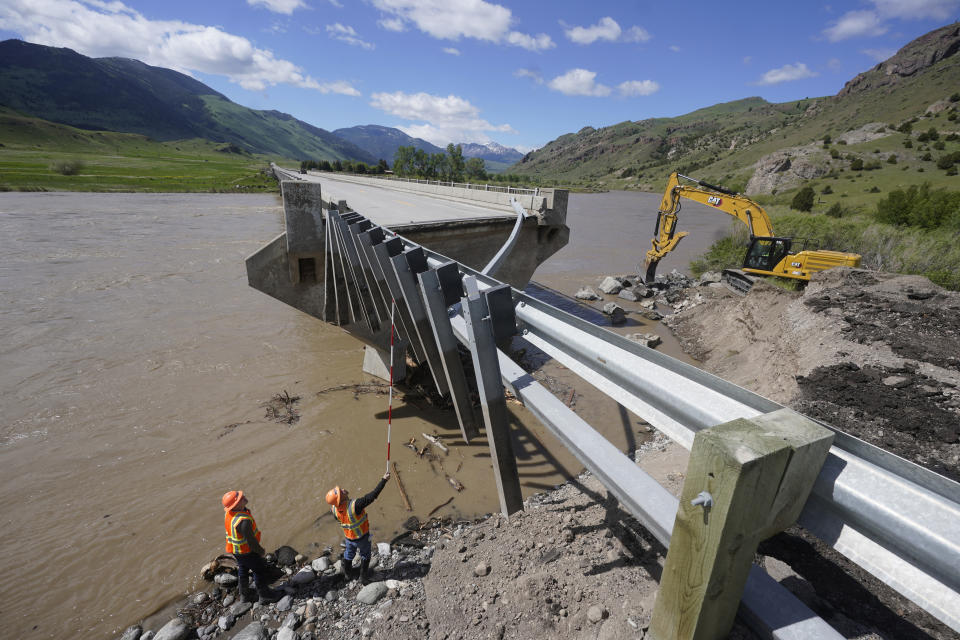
[{"x1": 643, "y1": 172, "x2": 775, "y2": 282}]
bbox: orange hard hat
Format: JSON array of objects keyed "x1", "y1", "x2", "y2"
[
  {"x1": 222, "y1": 490, "x2": 244, "y2": 511},
  {"x1": 325, "y1": 486, "x2": 342, "y2": 506}
]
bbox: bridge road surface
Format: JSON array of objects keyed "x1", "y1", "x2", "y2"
[{"x1": 297, "y1": 172, "x2": 518, "y2": 225}]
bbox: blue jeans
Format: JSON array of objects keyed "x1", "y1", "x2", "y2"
[
  {"x1": 343, "y1": 534, "x2": 371, "y2": 562},
  {"x1": 235, "y1": 552, "x2": 270, "y2": 590}
]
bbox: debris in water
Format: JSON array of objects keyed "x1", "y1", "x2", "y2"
[
  {"x1": 392, "y1": 462, "x2": 413, "y2": 511},
  {"x1": 428, "y1": 497, "x2": 455, "y2": 516},
  {"x1": 262, "y1": 390, "x2": 301, "y2": 424},
  {"x1": 446, "y1": 475, "x2": 464, "y2": 492},
  {"x1": 422, "y1": 432, "x2": 449, "y2": 453}
]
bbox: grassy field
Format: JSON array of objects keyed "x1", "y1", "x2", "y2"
[{"x1": 0, "y1": 108, "x2": 280, "y2": 193}]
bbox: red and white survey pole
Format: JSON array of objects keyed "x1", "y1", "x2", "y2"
[{"x1": 385, "y1": 298, "x2": 395, "y2": 474}]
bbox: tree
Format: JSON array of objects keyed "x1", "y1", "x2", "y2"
[
  {"x1": 446, "y1": 143, "x2": 465, "y2": 182},
  {"x1": 377, "y1": 159, "x2": 389, "y2": 174},
  {"x1": 393, "y1": 146, "x2": 414, "y2": 177},
  {"x1": 822, "y1": 134, "x2": 832, "y2": 147},
  {"x1": 332, "y1": 159, "x2": 343, "y2": 171},
  {"x1": 791, "y1": 186, "x2": 816, "y2": 212},
  {"x1": 465, "y1": 157, "x2": 487, "y2": 181}
]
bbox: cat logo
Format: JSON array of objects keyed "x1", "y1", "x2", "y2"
[
  {"x1": 791, "y1": 261, "x2": 802, "y2": 268},
  {"x1": 707, "y1": 196, "x2": 723, "y2": 206}
]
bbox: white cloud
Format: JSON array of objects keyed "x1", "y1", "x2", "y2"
[
  {"x1": 327, "y1": 0, "x2": 343, "y2": 6},
  {"x1": 548, "y1": 69, "x2": 611, "y2": 97},
  {"x1": 326, "y1": 23, "x2": 374, "y2": 49},
  {"x1": 443, "y1": 47, "x2": 460, "y2": 55},
  {"x1": 369, "y1": 91, "x2": 515, "y2": 145},
  {"x1": 372, "y1": 0, "x2": 553, "y2": 51},
  {"x1": 0, "y1": 0, "x2": 360, "y2": 94},
  {"x1": 514, "y1": 68, "x2": 543, "y2": 84},
  {"x1": 618, "y1": 80, "x2": 659, "y2": 96},
  {"x1": 669, "y1": 45, "x2": 681, "y2": 52},
  {"x1": 564, "y1": 17, "x2": 650, "y2": 44},
  {"x1": 565, "y1": 16, "x2": 620, "y2": 44},
  {"x1": 821, "y1": 0, "x2": 958, "y2": 42},
  {"x1": 247, "y1": 0, "x2": 306, "y2": 15},
  {"x1": 624, "y1": 26, "x2": 651, "y2": 43},
  {"x1": 743, "y1": 56, "x2": 752, "y2": 64},
  {"x1": 862, "y1": 47, "x2": 896, "y2": 61},
  {"x1": 756, "y1": 62, "x2": 818, "y2": 85},
  {"x1": 823, "y1": 10, "x2": 888, "y2": 41}
]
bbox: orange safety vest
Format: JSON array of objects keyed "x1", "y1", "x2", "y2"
[
  {"x1": 332, "y1": 499, "x2": 369, "y2": 540},
  {"x1": 224, "y1": 509, "x2": 261, "y2": 554}
]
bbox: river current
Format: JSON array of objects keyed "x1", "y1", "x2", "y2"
[{"x1": 0, "y1": 190, "x2": 732, "y2": 638}]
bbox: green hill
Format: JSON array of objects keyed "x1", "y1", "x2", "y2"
[
  {"x1": 0, "y1": 106, "x2": 276, "y2": 192},
  {"x1": 0, "y1": 39, "x2": 374, "y2": 163},
  {"x1": 510, "y1": 22, "x2": 960, "y2": 209}
]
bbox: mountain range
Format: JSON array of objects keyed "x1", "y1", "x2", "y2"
[{"x1": 0, "y1": 39, "x2": 525, "y2": 169}]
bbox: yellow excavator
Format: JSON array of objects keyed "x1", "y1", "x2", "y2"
[{"x1": 642, "y1": 171, "x2": 862, "y2": 294}]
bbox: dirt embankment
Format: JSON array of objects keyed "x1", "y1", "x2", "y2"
[{"x1": 665, "y1": 268, "x2": 960, "y2": 482}]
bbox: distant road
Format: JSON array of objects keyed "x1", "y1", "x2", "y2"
[{"x1": 294, "y1": 171, "x2": 516, "y2": 226}]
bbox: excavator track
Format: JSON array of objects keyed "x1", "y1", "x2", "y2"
[{"x1": 721, "y1": 269, "x2": 757, "y2": 296}]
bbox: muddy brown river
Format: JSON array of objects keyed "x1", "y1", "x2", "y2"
[{"x1": 0, "y1": 190, "x2": 734, "y2": 638}]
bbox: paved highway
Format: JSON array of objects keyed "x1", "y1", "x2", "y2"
[{"x1": 294, "y1": 171, "x2": 516, "y2": 226}]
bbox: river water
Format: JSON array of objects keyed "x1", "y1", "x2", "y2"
[{"x1": 0, "y1": 190, "x2": 733, "y2": 638}]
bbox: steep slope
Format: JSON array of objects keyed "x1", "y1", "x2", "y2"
[
  {"x1": 510, "y1": 23, "x2": 960, "y2": 195},
  {"x1": 332, "y1": 124, "x2": 444, "y2": 163},
  {"x1": 0, "y1": 39, "x2": 373, "y2": 162}
]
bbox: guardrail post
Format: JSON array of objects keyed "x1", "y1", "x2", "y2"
[
  {"x1": 462, "y1": 275, "x2": 523, "y2": 516},
  {"x1": 650, "y1": 409, "x2": 833, "y2": 640}
]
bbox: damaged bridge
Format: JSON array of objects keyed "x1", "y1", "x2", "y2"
[{"x1": 245, "y1": 168, "x2": 959, "y2": 640}]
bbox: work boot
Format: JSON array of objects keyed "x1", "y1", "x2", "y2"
[
  {"x1": 359, "y1": 557, "x2": 371, "y2": 585},
  {"x1": 257, "y1": 585, "x2": 282, "y2": 604},
  {"x1": 342, "y1": 559, "x2": 357, "y2": 582},
  {"x1": 239, "y1": 585, "x2": 258, "y2": 603}
]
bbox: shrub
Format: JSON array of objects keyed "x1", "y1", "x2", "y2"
[
  {"x1": 864, "y1": 161, "x2": 883, "y2": 171},
  {"x1": 49, "y1": 159, "x2": 85, "y2": 175},
  {"x1": 904, "y1": 139, "x2": 913, "y2": 148},
  {"x1": 887, "y1": 154, "x2": 897, "y2": 164},
  {"x1": 822, "y1": 134, "x2": 832, "y2": 146},
  {"x1": 923, "y1": 152, "x2": 933, "y2": 161},
  {"x1": 951, "y1": 92, "x2": 960, "y2": 103},
  {"x1": 850, "y1": 158, "x2": 864, "y2": 171},
  {"x1": 946, "y1": 133, "x2": 959, "y2": 141},
  {"x1": 949, "y1": 166, "x2": 959, "y2": 176},
  {"x1": 934, "y1": 141, "x2": 946, "y2": 150},
  {"x1": 838, "y1": 139, "x2": 847, "y2": 145},
  {"x1": 875, "y1": 183, "x2": 960, "y2": 228},
  {"x1": 826, "y1": 202, "x2": 846, "y2": 218},
  {"x1": 937, "y1": 155, "x2": 956, "y2": 170},
  {"x1": 899, "y1": 122, "x2": 913, "y2": 133},
  {"x1": 950, "y1": 112, "x2": 958, "y2": 122},
  {"x1": 869, "y1": 186, "x2": 881, "y2": 193},
  {"x1": 791, "y1": 186, "x2": 816, "y2": 212},
  {"x1": 821, "y1": 185, "x2": 833, "y2": 194}
]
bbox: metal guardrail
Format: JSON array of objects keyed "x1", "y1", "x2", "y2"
[
  {"x1": 263, "y1": 169, "x2": 960, "y2": 635},
  {"x1": 277, "y1": 164, "x2": 539, "y2": 195}
]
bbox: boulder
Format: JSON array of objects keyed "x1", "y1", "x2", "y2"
[
  {"x1": 229, "y1": 601, "x2": 252, "y2": 617},
  {"x1": 277, "y1": 628, "x2": 296, "y2": 640},
  {"x1": 214, "y1": 573, "x2": 237, "y2": 587},
  {"x1": 153, "y1": 619, "x2": 191, "y2": 640},
  {"x1": 276, "y1": 595, "x2": 294, "y2": 611},
  {"x1": 377, "y1": 542, "x2": 391, "y2": 557},
  {"x1": 357, "y1": 582, "x2": 388, "y2": 605},
  {"x1": 575, "y1": 287, "x2": 599, "y2": 300},
  {"x1": 699, "y1": 271, "x2": 722, "y2": 285},
  {"x1": 474, "y1": 562, "x2": 491, "y2": 577},
  {"x1": 618, "y1": 287, "x2": 640, "y2": 302},
  {"x1": 311, "y1": 557, "x2": 330, "y2": 572},
  {"x1": 273, "y1": 546, "x2": 299, "y2": 567},
  {"x1": 626, "y1": 333, "x2": 662, "y2": 348},
  {"x1": 602, "y1": 302, "x2": 626, "y2": 325},
  {"x1": 233, "y1": 622, "x2": 268, "y2": 640},
  {"x1": 290, "y1": 568, "x2": 316, "y2": 585},
  {"x1": 119, "y1": 625, "x2": 142, "y2": 640},
  {"x1": 883, "y1": 375, "x2": 912, "y2": 388},
  {"x1": 598, "y1": 276, "x2": 623, "y2": 295},
  {"x1": 217, "y1": 614, "x2": 236, "y2": 631},
  {"x1": 587, "y1": 605, "x2": 608, "y2": 624}
]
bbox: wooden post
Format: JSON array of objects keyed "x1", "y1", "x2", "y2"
[{"x1": 650, "y1": 409, "x2": 833, "y2": 640}]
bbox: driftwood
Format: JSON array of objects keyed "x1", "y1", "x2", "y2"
[
  {"x1": 392, "y1": 462, "x2": 413, "y2": 511},
  {"x1": 422, "y1": 432, "x2": 449, "y2": 453},
  {"x1": 566, "y1": 389, "x2": 576, "y2": 407},
  {"x1": 428, "y1": 497, "x2": 454, "y2": 516},
  {"x1": 446, "y1": 475, "x2": 464, "y2": 492}
]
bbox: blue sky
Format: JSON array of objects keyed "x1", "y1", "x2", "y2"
[{"x1": 2, "y1": 1, "x2": 958, "y2": 151}]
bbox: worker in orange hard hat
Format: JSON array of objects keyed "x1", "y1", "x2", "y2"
[
  {"x1": 326, "y1": 471, "x2": 390, "y2": 584},
  {"x1": 222, "y1": 490, "x2": 281, "y2": 604}
]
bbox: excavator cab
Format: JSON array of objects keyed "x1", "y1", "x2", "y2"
[{"x1": 742, "y1": 237, "x2": 792, "y2": 272}]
